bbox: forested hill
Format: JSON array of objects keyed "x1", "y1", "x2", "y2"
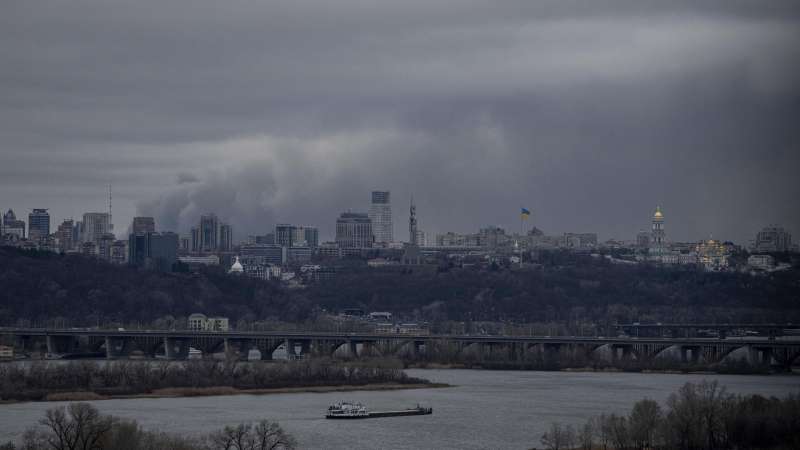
[
  {"x1": 1, "y1": 247, "x2": 799, "y2": 327},
  {"x1": 0, "y1": 247, "x2": 312, "y2": 327}
]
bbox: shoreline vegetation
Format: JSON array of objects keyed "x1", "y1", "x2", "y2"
[
  {"x1": 534, "y1": 381, "x2": 800, "y2": 450},
  {"x1": 1, "y1": 402, "x2": 297, "y2": 450},
  {"x1": 0, "y1": 359, "x2": 440, "y2": 403},
  {"x1": 29, "y1": 382, "x2": 447, "y2": 404}
]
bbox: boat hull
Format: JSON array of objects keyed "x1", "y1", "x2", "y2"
[{"x1": 326, "y1": 408, "x2": 432, "y2": 419}]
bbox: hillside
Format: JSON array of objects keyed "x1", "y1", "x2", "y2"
[{"x1": 1, "y1": 247, "x2": 799, "y2": 327}]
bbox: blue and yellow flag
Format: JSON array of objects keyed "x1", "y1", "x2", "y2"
[{"x1": 521, "y1": 208, "x2": 531, "y2": 219}]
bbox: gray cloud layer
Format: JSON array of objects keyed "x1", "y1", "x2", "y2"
[{"x1": 2, "y1": 0, "x2": 798, "y2": 242}]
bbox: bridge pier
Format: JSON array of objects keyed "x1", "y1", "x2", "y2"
[
  {"x1": 105, "y1": 336, "x2": 129, "y2": 359},
  {"x1": 164, "y1": 337, "x2": 189, "y2": 360},
  {"x1": 680, "y1": 346, "x2": 701, "y2": 364},
  {"x1": 749, "y1": 347, "x2": 773, "y2": 366}
]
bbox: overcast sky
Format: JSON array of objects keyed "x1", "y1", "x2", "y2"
[{"x1": 2, "y1": 0, "x2": 798, "y2": 243}]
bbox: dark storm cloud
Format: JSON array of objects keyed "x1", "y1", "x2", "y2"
[{"x1": 1, "y1": 0, "x2": 798, "y2": 242}]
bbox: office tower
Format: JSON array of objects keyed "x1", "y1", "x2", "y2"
[
  {"x1": 336, "y1": 212, "x2": 373, "y2": 248},
  {"x1": 369, "y1": 191, "x2": 393, "y2": 244},
  {"x1": 190, "y1": 227, "x2": 200, "y2": 252},
  {"x1": 179, "y1": 236, "x2": 190, "y2": 252},
  {"x1": 303, "y1": 227, "x2": 319, "y2": 248},
  {"x1": 2, "y1": 209, "x2": 26, "y2": 239},
  {"x1": 409, "y1": 198, "x2": 418, "y2": 245},
  {"x1": 82, "y1": 212, "x2": 112, "y2": 244},
  {"x1": 219, "y1": 223, "x2": 233, "y2": 251},
  {"x1": 649, "y1": 206, "x2": 666, "y2": 257},
  {"x1": 275, "y1": 224, "x2": 295, "y2": 247},
  {"x1": 131, "y1": 217, "x2": 155, "y2": 235},
  {"x1": 754, "y1": 225, "x2": 792, "y2": 252},
  {"x1": 129, "y1": 232, "x2": 178, "y2": 271},
  {"x1": 28, "y1": 209, "x2": 50, "y2": 242},
  {"x1": 97, "y1": 233, "x2": 116, "y2": 261},
  {"x1": 56, "y1": 219, "x2": 75, "y2": 252},
  {"x1": 148, "y1": 232, "x2": 179, "y2": 271},
  {"x1": 199, "y1": 213, "x2": 219, "y2": 251}
]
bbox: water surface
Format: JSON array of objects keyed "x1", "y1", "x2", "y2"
[{"x1": 1, "y1": 369, "x2": 797, "y2": 449}]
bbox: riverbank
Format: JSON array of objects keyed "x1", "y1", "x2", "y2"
[
  {"x1": 11, "y1": 382, "x2": 447, "y2": 404},
  {"x1": 0, "y1": 358, "x2": 438, "y2": 403},
  {"x1": 405, "y1": 360, "x2": 790, "y2": 375}
]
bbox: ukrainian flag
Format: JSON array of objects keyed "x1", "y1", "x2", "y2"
[{"x1": 521, "y1": 208, "x2": 531, "y2": 219}]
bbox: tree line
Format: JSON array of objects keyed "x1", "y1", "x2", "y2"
[
  {"x1": 1, "y1": 402, "x2": 295, "y2": 450},
  {"x1": 538, "y1": 381, "x2": 800, "y2": 450},
  {"x1": 0, "y1": 359, "x2": 428, "y2": 401}
]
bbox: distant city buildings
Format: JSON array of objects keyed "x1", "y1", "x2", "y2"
[
  {"x1": 753, "y1": 225, "x2": 792, "y2": 253},
  {"x1": 82, "y1": 212, "x2": 112, "y2": 244},
  {"x1": 190, "y1": 213, "x2": 232, "y2": 253},
  {"x1": 55, "y1": 219, "x2": 75, "y2": 253},
  {"x1": 28, "y1": 209, "x2": 50, "y2": 242},
  {"x1": 369, "y1": 191, "x2": 393, "y2": 244},
  {"x1": 3, "y1": 209, "x2": 26, "y2": 239},
  {"x1": 336, "y1": 212, "x2": 373, "y2": 249},
  {"x1": 131, "y1": 217, "x2": 155, "y2": 235}
]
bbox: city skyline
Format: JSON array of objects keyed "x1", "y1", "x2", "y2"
[{"x1": 1, "y1": 1, "x2": 798, "y2": 245}]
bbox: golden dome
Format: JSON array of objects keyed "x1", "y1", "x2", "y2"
[{"x1": 653, "y1": 206, "x2": 663, "y2": 219}]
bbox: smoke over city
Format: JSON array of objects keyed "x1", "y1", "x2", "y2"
[{"x1": 2, "y1": 0, "x2": 799, "y2": 241}]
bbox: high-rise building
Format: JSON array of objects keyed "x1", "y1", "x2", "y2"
[
  {"x1": 97, "y1": 233, "x2": 116, "y2": 261},
  {"x1": 82, "y1": 212, "x2": 112, "y2": 244},
  {"x1": 199, "y1": 214, "x2": 219, "y2": 252},
  {"x1": 754, "y1": 225, "x2": 792, "y2": 253},
  {"x1": 129, "y1": 232, "x2": 178, "y2": 271},
  {"x1": 219, "y1": 223, "x2": 233, "y2": 251},
  {"x1": 56, "y1": 219, "x2": 75, "y2": 252},
  {"x1": 148, "y1": 232, "x2": 179, "y2": 271},
  {"x1": 303, "y1": 227, "x2": 319, "y2": 248},
  {"x1": 190, "y1": 227, "x2": 200, "y2": 251},
  {"x1": 275, "y1": 224, "x2": 318, "y2": 248},
  {"x1": 28, "y1": 209, "x2": 50, "y2": 242},
  {"x1": 369, "y1": 191, "x2": 393, "y2": 244},
  {"x1": 131, "y1": 217, "x2": 155, "y2": 235},
  {"x1": 336, "y1": 212, "x2": 373, "y2": 249},
  {"x1": 72, "y1": 221, "x2": 83, "y2": 245},
  {"x1": 275, "y1": 224, "x2": 295, "y2": 247},
  {"x1": 2, "y1": 209, "x2": 26, "y2": 239},
  {"x1": 649, "y1": 206, "x2": 666, "y2": 258}
]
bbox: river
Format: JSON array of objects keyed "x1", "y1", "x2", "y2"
[{"x1": 1, "y1": 369, "x2": 797, "y2": 449}]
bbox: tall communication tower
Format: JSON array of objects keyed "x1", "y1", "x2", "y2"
[{"x1": 108, "y1": 183, "x2": 114, "y2": 232}]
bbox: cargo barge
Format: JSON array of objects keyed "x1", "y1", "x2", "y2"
[{"x1": 325, "y1": 402, "x2": 432, "y2": 419}]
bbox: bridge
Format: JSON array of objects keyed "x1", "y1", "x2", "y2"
[
  {"x1": 2, "y1": 328, "x2": 799, "y2": 369},
  {"x1": 615, "y1": 323, "x2": 800, "y2": 339}
]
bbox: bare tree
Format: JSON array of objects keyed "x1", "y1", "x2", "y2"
[
  {"x1": 38, "y1": 403, "x2": 114, "y2": 450},
  {"x1": 253, "y1": 420, "x2": 295, "y2": 450},
  {"x1": 541, "y1": 422, "x2": 575, "y2": 450},
  {"x1": 628, "y1": 398, "x2": 662, "y2": 449},
  {"x1": 207, "y1": 421, "x2": 294, "y2": 450},
  {"x1": 578, "y1": 417, "x2": 598, "y2": 450}
]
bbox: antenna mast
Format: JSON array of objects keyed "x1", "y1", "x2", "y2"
[{"x1": 108, "y1": 183, "x2": 113, "y2": 232}]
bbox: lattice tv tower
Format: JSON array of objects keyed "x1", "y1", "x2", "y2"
[{"x1": 108, "y1": 183, "x2": 114, "y2": 233}]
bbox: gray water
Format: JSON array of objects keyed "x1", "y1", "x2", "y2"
[{"x1": 1, "y1": 369, "x2": 797, "y2": 449}]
